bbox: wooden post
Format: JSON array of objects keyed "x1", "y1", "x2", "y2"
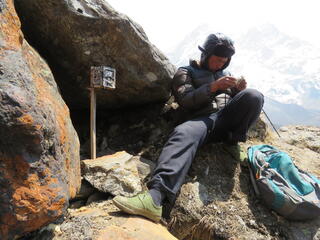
[
  {"x1": 90, "y1": 88, "x2": 96, "y2": 160},
  {"x1": 89, "y1": 66, "x2": 116, "y2": 160}
]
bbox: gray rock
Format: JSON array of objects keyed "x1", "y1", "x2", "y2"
[
  {"x1": 82, "y1": 151, "x2": 153, "y2": 197},
  {"x1": 15, "y1": 0, "x2": 176, "y2": 110},
  {"x1": 248, "y1": 115, "x2": 272, "y2": 141},
  {"x1": 135, "y1": 156, "x2": 155, "y2": 179}
]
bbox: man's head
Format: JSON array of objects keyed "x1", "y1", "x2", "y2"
[{"x1": 199, "y1": 33, "x2": 235, "y2": 71}]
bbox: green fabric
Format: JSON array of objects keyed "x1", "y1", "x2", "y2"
[
  {"x1": 113, "y1": 191, "x2": 162, "y2": 223},
  {"x1": 222, "y1": 143, "x2": 247, "y2": 164}
]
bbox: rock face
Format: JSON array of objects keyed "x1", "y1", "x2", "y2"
[
  {"x1": 0, "y1": 1, "x2": 80, "y2": 239},
  {"x1": 14, "y1": 0, "x2": 176, "y2": 110}
]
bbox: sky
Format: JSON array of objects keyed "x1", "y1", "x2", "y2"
[{"x1": 106, "y1": 0, "x2": 320, "y2": 53}]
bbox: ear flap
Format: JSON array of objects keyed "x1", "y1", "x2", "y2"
[{"x1": 198, "y1": 45, "x2": 206, "y2": 52}]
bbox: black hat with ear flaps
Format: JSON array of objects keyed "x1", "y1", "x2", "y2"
[
  {"x1": 199, "y1": 33, "x2": 235, "y2": 70},
  {"x1": 198, "y1": 33, "x2": 235, "y2": 58}
]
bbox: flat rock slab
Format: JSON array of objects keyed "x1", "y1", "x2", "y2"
[
  {"x1": 97, "y1": 217, "x2": 177, "y2": 240},
  {"x1": 82, "y1": 151, "x2": 152, "y2": 197}
]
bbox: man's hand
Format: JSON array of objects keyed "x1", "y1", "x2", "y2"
[
  {"x1": 210, "y1": 76, "x2": 237, "y2": 92},
  {"x1": 235, "y1": 77, "x2": 247, "y2": 91}
]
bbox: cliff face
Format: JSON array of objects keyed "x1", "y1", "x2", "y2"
[{"x1": 0, "y1": 1, "x2": 80, "y2": 239}]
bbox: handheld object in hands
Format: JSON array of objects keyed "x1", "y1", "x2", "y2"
[{"x1": 236, "y1": 76, "x2": 245, "y2": 85}]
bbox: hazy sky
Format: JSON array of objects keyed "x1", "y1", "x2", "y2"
[{"x1": 107, "y1": 0, "x2": 320, "y2": 52}]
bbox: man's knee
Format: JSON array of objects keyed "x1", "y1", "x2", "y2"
[
  {"x1": 173, "y1": 120, "x2": 208, "y2": 140},
  {"x1": 241, "y1": 89, "x2": 264, "y2": 108}
]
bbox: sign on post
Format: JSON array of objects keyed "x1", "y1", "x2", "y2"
[
  {"x1": 90, "y1": 66, "x2": 116, "y2": 89},
  {"x1": 90, "y1": 66, "x2": 116, "y2": 160}
]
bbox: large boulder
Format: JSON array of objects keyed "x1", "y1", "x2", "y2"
[
  {"x1": 14, "y1": 0, "x2": 176, "y2": 110},
  {"x1": 0, "y1": 1, "x2": 80, "y2": 239}
]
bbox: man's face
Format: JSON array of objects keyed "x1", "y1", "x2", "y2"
[{"x1": 208, "y1": 55, "x2": 229, "y2": 72}]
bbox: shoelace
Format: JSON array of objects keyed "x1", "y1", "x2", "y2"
[{"x1": 138, "y1": 192, "x2": 148, "y2": 208}]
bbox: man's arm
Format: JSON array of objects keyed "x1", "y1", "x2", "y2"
[
  {"x1": 172, "y1": 68, "x2": 243, "y2": 110},
  {"x1": 171, "y1": 68, "x2": 213, "y2": 110}
]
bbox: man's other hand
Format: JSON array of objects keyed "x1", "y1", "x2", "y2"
[
  {"x1": 235, "y1": 77, "x2": 247, "y2": 91},
  {"x1": 210, "y1": 76, "x2": 237, "y2": 92}
]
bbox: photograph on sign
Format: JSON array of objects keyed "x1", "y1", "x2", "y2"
[{"x1": 90, "y1": 66, "x2": 116, "y2": 89}]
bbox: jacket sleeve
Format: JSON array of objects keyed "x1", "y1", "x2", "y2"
[{"x1": 171, "y1": 67, "x2": 214, "y2": 110}]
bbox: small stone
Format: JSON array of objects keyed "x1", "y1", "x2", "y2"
[
  {"x1": 249, "y1": 220, "x2": 256, "y2": 226},
  {"x1": 279, "y1": 127, "x2": 288, "y2": 132}
]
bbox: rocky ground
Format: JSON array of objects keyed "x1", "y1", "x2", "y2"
[
  {"x1": 4, "y1": 0, "x2": 318, "y2": 239},
  {"x1": 19, "y1": 104, "x2": 320, "y2": 240}
]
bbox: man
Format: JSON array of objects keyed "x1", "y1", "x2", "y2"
[{"x1": 113, "y1": 33, "x2": 264, "y2": 223}]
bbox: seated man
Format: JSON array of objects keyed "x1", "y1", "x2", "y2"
[{"x1": 113, "y1": 33, "x2": 264, "y2": 222}]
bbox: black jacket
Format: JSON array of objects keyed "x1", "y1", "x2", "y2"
[{"x1": 172, "y1": 60, "x2": 238, "y2": 121}]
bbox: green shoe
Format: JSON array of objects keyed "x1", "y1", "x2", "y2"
[
  {"x1": 222, "y1": 143, "x2": 248, "y2": 165},
  {"x1": 113, "y1": 192, "x2": 162, "y2": 223}
]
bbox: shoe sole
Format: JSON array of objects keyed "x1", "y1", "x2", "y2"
[{"x1": 113, "y1": 198, "x2": 161, "y2": 223}]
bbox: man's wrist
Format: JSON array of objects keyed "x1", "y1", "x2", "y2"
[{"x1": 210, "y1": 82, "x2": 219, "y2": 93}]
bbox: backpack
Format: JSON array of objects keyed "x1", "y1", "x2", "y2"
[{"x1": 247, "y1": 144, "x2": 320, "y2": 220}]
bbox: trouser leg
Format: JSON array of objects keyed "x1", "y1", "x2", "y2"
[
  {"x1": 147, "y1": 116, "x2": 213, "y2": 204},
  {"x1": 211, "y1": 88, "x2": 264, "y2": 143}
]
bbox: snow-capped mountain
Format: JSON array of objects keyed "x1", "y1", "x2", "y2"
[
  {"x1": 263, "y1": 97, "x2": 320, "y2": 128},
  {"x1": 233, "y1": 24, "x2": 320, "y2": 110},
  {"x1": 166, "y1": 24, "x2": 320, "y2": 127}
]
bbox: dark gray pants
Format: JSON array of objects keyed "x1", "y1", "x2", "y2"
[{"x1": 147, "y1": 89, "x2": 264, "y2": 204}]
